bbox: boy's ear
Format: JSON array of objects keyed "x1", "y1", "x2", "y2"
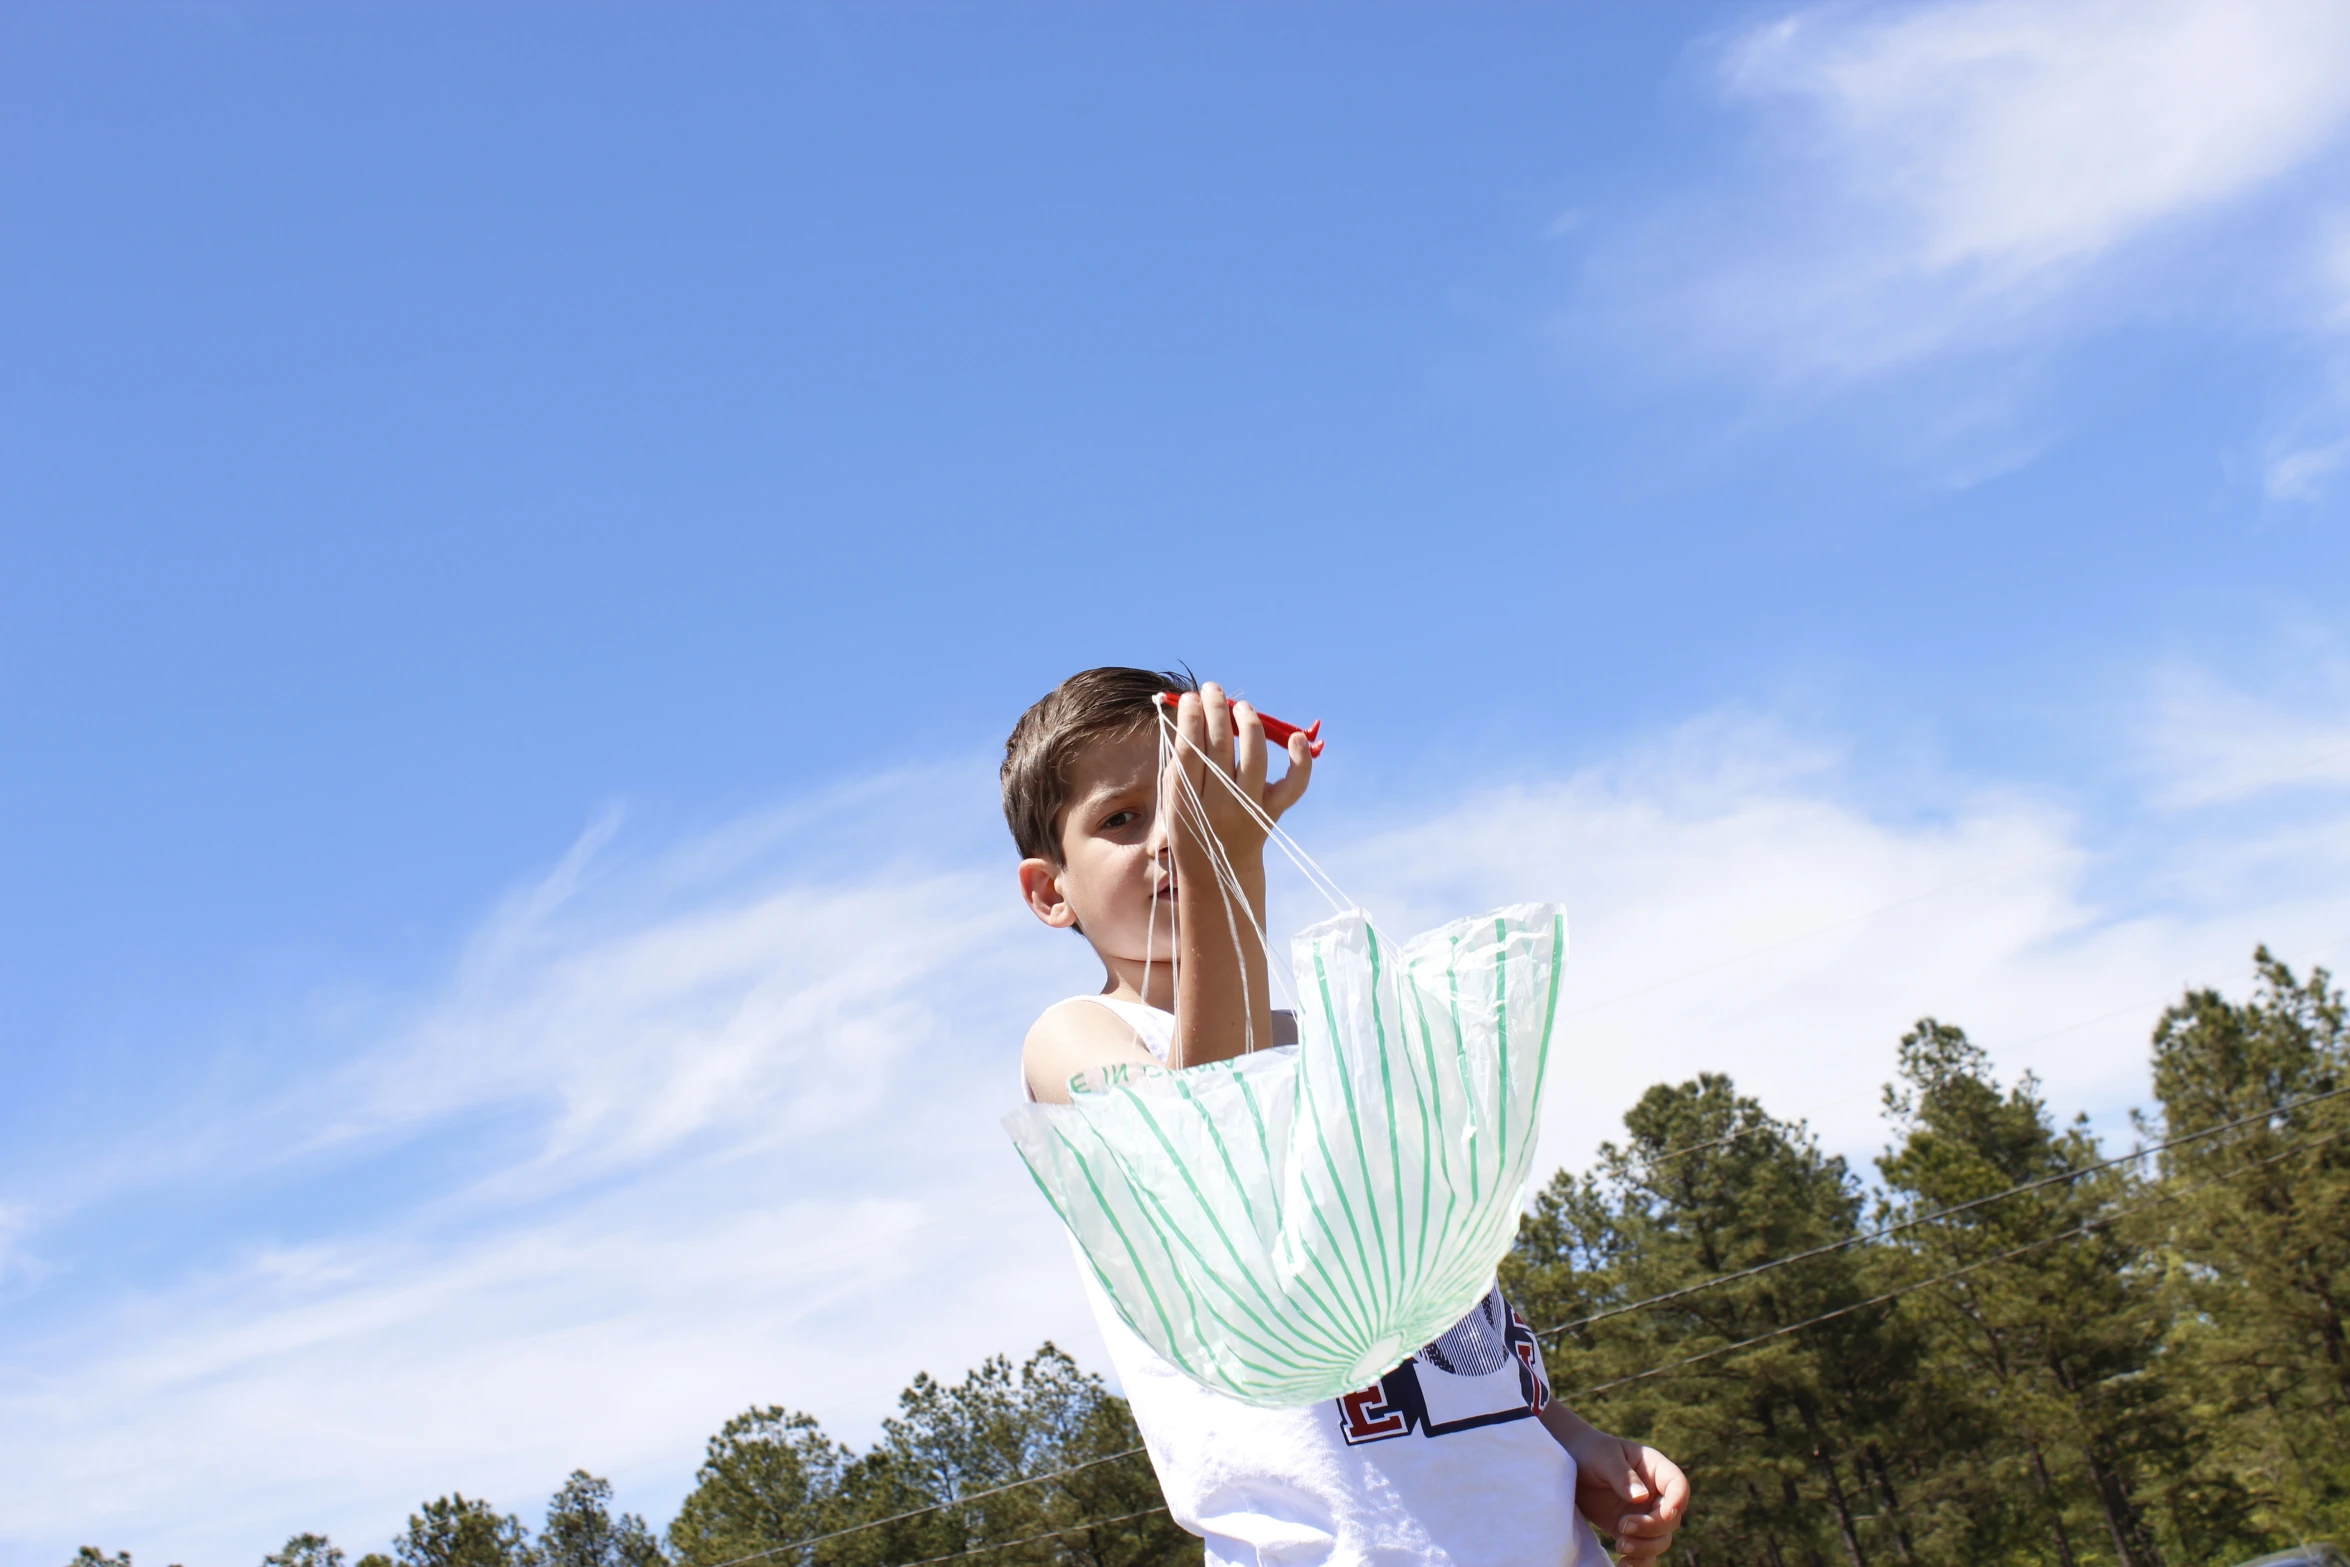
[{"x1": 1018, "y1": 858, "x2": 1080, "y2": 929}]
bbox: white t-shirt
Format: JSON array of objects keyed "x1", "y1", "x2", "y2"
[{"x1": 1032, "y1": 996, "x2": 1609, "y2": 1567}]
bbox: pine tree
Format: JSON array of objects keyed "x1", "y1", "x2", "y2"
[
  {"x1": 666, "y1": 1408, "x2": 846, "y2": 1566},
  {"x1": 2141, "y1": 950, "x2": 2350, "y2": 1549},
  {"x1": 392, "y1": 1496, "x2": 535, "y2": 1567},
  {"x1": 1510, "y1": 1073, "x2": 1916, "y2": 1567},
  {"x1": 263, "y1": 1536, "x2": 346, "y2": 1567},
  {"x1": 541, "y1": 1472, "x2": 664, "y2": 1567},
  {"x1": 1877, "y1": 1019, "x2": 2182, "y2": 1567},
  {"x1": 829, "y1": 1344, "x2": 1185, "y2": 1567},
  {"x1": 666, "y1": 1346, "x2": 1188, "y2": 1567}
]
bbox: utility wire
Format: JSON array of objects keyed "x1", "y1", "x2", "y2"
[
  {"x1": 765, "y1": 1128, "x2": 2341, "y2": 1567},
  {"x1": 694, "y1": 1448, "x2": 1154, "y2": 1567},
  {"x1": 703, "y1": 738, "x2": 2350, "y2": 1565},
  {"x1": 718, "y1": 1092, "x2": 2347, "y2": 1566},
  {"x1": 880, "y1": 1505, "x2": 1175, "y2": 1567},
  {"x1": 1535, "y1": 1081, "x2": 2349, "y2": 1341},
  {"x1": 1553, "y1": 1126, "x2": 2343, "y2": 1403},
  {"x1": 713, "y1": 1108, "x2": 2345, "y2": 1567}
]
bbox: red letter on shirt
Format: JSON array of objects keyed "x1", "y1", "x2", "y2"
[{"x1": 1338, "y1": 1383, "x2": 1411, "y2": 1444}]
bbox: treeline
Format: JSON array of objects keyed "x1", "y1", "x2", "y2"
[
  {"x1": 1505, "y1": 947, "x2": 2349, "y2": 1567},
  {"x1": 85, "y1": 1351, "x2": 1182, "y2": 1567},
  {"x1": 71, "y1": 949, "x2": 2345, "y2": 1567}
]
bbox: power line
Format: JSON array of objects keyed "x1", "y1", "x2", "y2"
[
  {"x1": 881, "y1": 1505, "x2": 1174, "y2": 1567},
  {"x1": 696, "y1": 1448, "x2": 1153, "y2": 1567},
  {"x1": 706, "y1": 1089, "x2": 2348, "y2": 1567},
  {"x1": 741, "y1": 1126, "x2": 2343, "y2": 1567},
  {"x1": 652, "y1": 946, "x2": 2350, "y2": 1564},
  {"x1": 37, "y1": 815, "x2": 2334, "y2": 1512},
  {"x1": 1553, "y1": 1126, "x2": 2343, "y2": 1403},
  {"x1": 697, "y1": 778, "x2": 2350, "y2": 1565},
  {"x1": 1638, "y1": 1092, "x2": 1872, "y2": 1172},
  {"x1": 1536, "y1": 1081, "x2": 2349, "y2": 1341}
]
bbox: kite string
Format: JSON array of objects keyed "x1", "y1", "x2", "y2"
[
  {"x1": 1141, "y1": 715, "x2": 1168, "y2": 1031},
  {"x1": 1154, "y1": 706, "x2": 1397, "y2": 1040},
  {"x1": 1155, "y1": 703, "x2": 1355, "y2": 916},
  {"x1": 1150, "y1": 705, "x2": 1325, "y2": 1029},
  {"x1": 1145, "y1": 708, "x2": 1260, "y2": 1051},
  {"x1": 1155, "y1": 694, "x2": 1387, "y2": 988},
  {"x1": 1156, "y1": 710, "x2": 1280, "y2": 1043},
  {"x1": 1155, "y1": 703, "x2": 1357, "y2": 919}
]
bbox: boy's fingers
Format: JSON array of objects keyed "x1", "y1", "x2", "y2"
[
  {"x1": 1263, "y1": 736, "x2": 1312, "y2": 819},
  {"x1": 1600, "y1": 1441, "x2": 1650, "y2": 1504},
  {"x1": 1611, "y1": 1517, "x2": 1676, "y2": 1562},
  {"x1": 1176, "y1": 691, "x2": 1207, "y2": 761},
  {"x1": 1199, "y1": 681, "x2": 1234, "y2": 762},
  {"x1": 1233, "y1": 701, "x2": 1267, "y2": 797},
  {"x1": 1645, "y1": 1452, "x2": 1691, "y2": 1520},
  {"x1": 1169, "y1": 700, "x2": 1210, "y2": 813}
]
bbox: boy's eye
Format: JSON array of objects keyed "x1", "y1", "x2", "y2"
[{"x1": 1101, "y1": 810, "x2": 1138, "y2": 831}]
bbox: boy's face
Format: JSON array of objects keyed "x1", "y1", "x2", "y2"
[{"x1": 1017, "y1": 726, "x2": 1172, "y2": 961}]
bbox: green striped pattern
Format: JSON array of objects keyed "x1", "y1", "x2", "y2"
[{"x1": 1004, "y1": 902, "x2": 1568, "y2": 1409}]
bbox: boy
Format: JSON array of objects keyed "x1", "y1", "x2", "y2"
[{"x1": 1004, "y1": 667, "x2": 1690, "y2": 1566}]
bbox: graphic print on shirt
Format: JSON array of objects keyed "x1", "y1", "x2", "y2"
[{"x1": 1335, "y1": 1287, "x2": 1553, "y2": 1445}]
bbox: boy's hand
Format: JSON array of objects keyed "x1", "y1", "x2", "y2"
[
  {"x1": 1568, "y1": 1430, "x2": 1689, "y2": 1564},
  {"x1": 1155, "y1": 681, "x2": 1311, "y2": 1070},
  {"x1": 1163, "y1": 683, "x2": 1313, "y2": 869}
]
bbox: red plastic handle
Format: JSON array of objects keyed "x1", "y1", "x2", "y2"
[{"x1": 1155, "y1": 690, "x2": 1325, "y2": 758}]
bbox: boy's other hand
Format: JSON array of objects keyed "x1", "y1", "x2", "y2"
[{"x1": 1570, "y1": 1432, "x2": 1689, "y2": 1563}]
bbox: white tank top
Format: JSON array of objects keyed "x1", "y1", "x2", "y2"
[{"x1": 1036, "y1": 996, "x2": 1606, "y2": 1567}]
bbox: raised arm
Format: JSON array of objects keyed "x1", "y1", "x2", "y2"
[{"x1": 1161, "y1": 684, "x2": 1310, "y2": 1070}]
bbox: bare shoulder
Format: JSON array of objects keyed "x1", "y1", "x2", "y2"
[
  {"x1": 1024, "y1": 997, "x2": 1142, "y2": 1052},
  {"x1": 1023, "y1": 998, "x2": 1160, "y2": 1106}
]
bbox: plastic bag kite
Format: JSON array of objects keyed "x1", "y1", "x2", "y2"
[{"x1": 1004, "y1": 899, "x2": 1567, "y2": 1409}]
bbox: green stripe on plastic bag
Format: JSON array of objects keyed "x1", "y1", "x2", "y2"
[{"x1": 1004, "y1": 902, "x2": 1567, "y2": 1408}]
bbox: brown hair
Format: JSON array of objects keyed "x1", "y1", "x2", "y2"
[{"x1": 1002, "y1": 666, "x2": 1196, "y2": 864}]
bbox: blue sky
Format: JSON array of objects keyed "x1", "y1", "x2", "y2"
[{"x1": 7, "y1": 2, "x2": 2350, "y2": 1560}]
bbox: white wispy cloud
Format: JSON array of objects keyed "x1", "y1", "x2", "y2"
[
  {"x1": 1604, "y1": 0, "x2": 2350, "y2": 443},
  {"x1": 1326, "y1": 716, "x2": 2343, "y2": 1169},
  {"x1": 2263, "y1": 434, "x2": 2350, "y2": 502},
  {"x1": 0, "y1": 766, "x2": 1102, "y2": 1562},
  {"x1": 2139, "y1": 659, "x2": 2350, "y2": 807},
  {"x1": 5, "y1": 714, "x2": 2348, "y2": 1566},
  {"x1": 336, "y1": 867, "x2": 1011, "y2": 1182},
  {"x1": 0, "y1": 1205, "x2": 34, "y2": 1300},
  {"x1": 2262, "y1": 214, "x2": 2350, "y2": 496},
  {"x1": 1727, "y1": 0, "x2": 2350, "y2": 280}
]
